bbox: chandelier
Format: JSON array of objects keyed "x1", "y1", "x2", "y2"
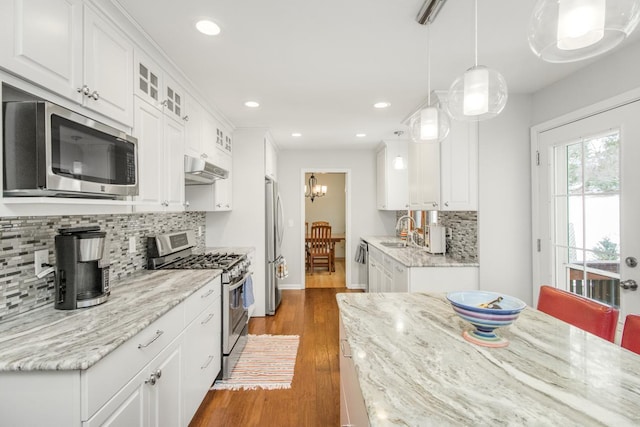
[{"x1": 305, "y1": 173, "x2": 327, "y2": 202}]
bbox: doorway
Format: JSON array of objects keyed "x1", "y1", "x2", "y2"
[
  {"x1": 302, "y1": 171, "x2": 349, "y2": 288},
  {"x1": 533, "y1": 98, "x2": 640, "y2": 322}
]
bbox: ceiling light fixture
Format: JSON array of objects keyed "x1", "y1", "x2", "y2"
[
  {"x1": 356, "y1": 133, "x2": 367, "y2": 137},
  {"x1": 291, "y1": 132, "x2": 302, "y2": 137},
  {"x1": 416, "y1": 0, "x2": 448, "y2": 25},
  {"x1": 447, "y1": 0, "x2": 508, "y2": 121},
  {"x1": 528, "y1": 0, "x2": 640, "y2": 63},
  {"x1": 373, "y1": 102, "x2": 391, "y2": 109},
  {"x1": 195, "y1": 20, "x2": 221, "y2": 36},
  {"x1": 410, "y1": 25, "x2": 450, "y2": 142},
  {"x1": 304, "y1": 173, "x2": 327, "y2": 203},
  {"x1": 244, "y1": 101, "x2": 260, "y2": 108}
]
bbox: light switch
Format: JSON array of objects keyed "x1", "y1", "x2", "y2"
[{"x1": 128, "y1": 237, "x2": 136, "y2": 253}]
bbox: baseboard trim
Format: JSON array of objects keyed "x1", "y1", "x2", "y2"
[
  {"x1": 280, "y1": 283, "x2": 305, "y2": 290},
  {"x1": 348, "y1": 284, "x2": 366, "y2": 290}
]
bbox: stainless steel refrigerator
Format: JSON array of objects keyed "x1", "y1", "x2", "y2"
[{"x1": 265, "y1": 178, "x2": 284, "y2": 315}]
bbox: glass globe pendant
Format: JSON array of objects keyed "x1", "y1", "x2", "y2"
[
  {"x1": 410, "y1": 25, "x2": 451, "y2": 142},
  {"x1": 410, "y1": 105, "x2": 450, "y2": 142},
  {"x1": 528, "y1": 0, "x2": 640, "y2": 63},
  {"x1": 446, "y1": 0, "x2": 508, "y2": 122}
]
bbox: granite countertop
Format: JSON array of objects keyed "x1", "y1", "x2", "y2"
[
  {"x1": 363, "y1": 236, "x2": 479, "y2": 267},
  {"x1": 337, "y1": 292, "x2": 640, "y2": 426},
  {"x1": 206, "y1": 246, "x2": 255, "y2": 255},
  {"x1": 0, "y1": 269, "x2": 221, "y2": 372}
]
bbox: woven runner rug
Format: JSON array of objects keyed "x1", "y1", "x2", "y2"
[{"x1": 211, "y1": 334, "x2": 300, "y2": 391}]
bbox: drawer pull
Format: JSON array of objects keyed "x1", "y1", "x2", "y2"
[
  {"x1": 201, "y1": 313, "x2": 215, "y2": 325},
  {"x1": 138, "y1": 329, "x2": 164, "y2": 349},
  {"x1": 340, "y1": 339, "x2": 352, "y2": 359},
  {"x1": 201, "y1": 289, "x2": 214, "y2": 299},
  {"x1": 201, "y1": 355, "x2": 214, "y2": 370}
]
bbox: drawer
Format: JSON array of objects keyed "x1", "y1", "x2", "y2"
[
  {"x1": 369, "y1": 246, "x2": 383, "y2": 263},
  {"x1": 184, "y1": 276, "x2": 221, "y2": 325},
  {"x1": 81, "y1": 302, "x2": 184, "y2": 420},
  {"x1": 382, "y1": 254, "x2": 393, "y2": 271}
]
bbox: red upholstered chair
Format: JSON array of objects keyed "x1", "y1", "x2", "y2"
[
  {"x1": 537, "y1": 285, "x2": 619, "y2": 342},
  {"x1": 621, "y1": 314, "x2": 640, "y2": 355}
]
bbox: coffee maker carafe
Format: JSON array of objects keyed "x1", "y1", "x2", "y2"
[{"x1": 54, "y1": 226, "x2": 110, "y2": 310}]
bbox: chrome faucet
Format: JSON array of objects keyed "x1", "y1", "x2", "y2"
[{"x1": 395, "y1": 215, "x2": 416, "y2": 247}]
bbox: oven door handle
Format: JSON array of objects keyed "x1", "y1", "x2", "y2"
[{"x1": 228, "y1": 272, "x2": 252, "y2": 292}]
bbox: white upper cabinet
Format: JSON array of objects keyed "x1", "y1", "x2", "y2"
[
  {"x1": 440, "y1": 119, "x2": 478, "y2": 211},
  {"x1": 162, "y1": 74, "x2": 185, "y2": 123},
  {"x1": 408, "y1": 141, "x2": 440, "y2": 210},
  {"x1": 407, "y1": 95, "x2": 478, "y2": 211},
  {"x1": 0, "y1": 0, "x2": 83, "y2": 103},
  {"x1": 184, "y1": 94, "x2": 205, "y2": 158},
  {"x1": 133, "y1": 97, "x2": 185, "y2": 212},
  {"x1": 134, "y1": 50, "x2": 163, "y2": 108},
  {"x1": 83, "y1": 5, "x2": 133, "y2": 126},
  {"x1": 377, "y1": 140, "x2": 409, "y2": 210},
  {"x1": 265, "y1": 135, "x2": 277, "y2": 180},
  {"x1": 0, "y1": 1, "x2": 133, "y2": 126}
]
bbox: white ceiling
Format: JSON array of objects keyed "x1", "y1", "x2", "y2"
[{"x1": 114, "y1": 0, "x2": 640, "y2": 150}]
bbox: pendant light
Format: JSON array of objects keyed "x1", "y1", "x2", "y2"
[
  {"x1": 410, "y1": 24, "x2": 450, "y2": 142},
  {"x1": 447, "y1": 0, "x2": 508, "y2": 122},
  {"x1": 528, "y1": 0, "x2": 640, "y2": 63}
]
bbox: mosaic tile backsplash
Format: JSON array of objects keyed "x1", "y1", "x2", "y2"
[
  {"x1": 395, "y1": 210, "x2": 478, "y2": 262},
  {"x1": 0, "y1": 212, "x2": 205, "y2": 321}
]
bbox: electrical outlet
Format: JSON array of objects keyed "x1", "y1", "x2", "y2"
[
  {"x1": 198, "y1": 226, "x2": 203, "y2": 237},
  {"x1": 34, "y1": 249, "x2": 48, "y2": 277},
  {"x1": 128, "y1": 236, "x2": 136, "y2": 253}
]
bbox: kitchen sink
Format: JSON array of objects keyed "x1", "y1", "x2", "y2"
[{"x1": 380, "y1": 241, "x2": 407, "y2": 248}]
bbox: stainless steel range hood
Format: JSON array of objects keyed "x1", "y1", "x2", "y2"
[{"x1": 184, "y1": 155, "x2": 229, "y2": 185}]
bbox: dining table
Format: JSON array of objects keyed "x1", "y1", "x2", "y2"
[{"x1": 336, "y1": 291, "x2": 640, "y2": 426}]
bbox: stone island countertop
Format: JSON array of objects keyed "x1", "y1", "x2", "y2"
[
  {"x1": 363, "y1": 236, "x2": 479, "y2": 267},
  {"x1": 336, "y1": 292, "x2": 640, "y2": 426},
  {"x1": 0, "y1": 269, "x2": 221, "y2": 371}
]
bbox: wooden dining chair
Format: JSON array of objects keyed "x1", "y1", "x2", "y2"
[
  {"x1": 621, "y1": 314, "x2": 640, "y2": 355},
  {"x1": 311, "y1": 221, "x2": 330, "y2": 227},
  {"x1": 537, "y1": 285, "x2": 619, "y2": 342},
  {"x1": 308, "y1": 225, "x2": 332, "y2": 274}
]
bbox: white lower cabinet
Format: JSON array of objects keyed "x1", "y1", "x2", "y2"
[
  {"x1": 0, "y1": 277, "x2": 222, "y2": 427},
  {"x1": 339, "y1": 316, "x2": 369, "y2": 426},
  {"x1": 84, "y1": 339, "x2": 183, "y2": 427},
  {"x1": 182, "y1": 297, "x2": 221, "y2": 425},
  {"x1": 367, "y1": 247, "x2": 407, "y2": 293}
]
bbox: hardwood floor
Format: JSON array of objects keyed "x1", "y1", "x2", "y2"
[
  {"x1": 305, "y1": 258, "x2": 345, "y2": 288},
  {"x1": 189, "y1": 285, "x2": 362, "y2": 427}
]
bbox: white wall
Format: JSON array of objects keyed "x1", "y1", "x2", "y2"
[
  {"x1": 305, "y1": 172, "x2": 346, "y2": 257},
  {"x1": 478, "y1": 95, "x2": 533, "y2": 304},
  {"x1": 532, "y1": 39, "x2": 640, "y2": 125},
  {"x1": 278, "y1": 149, "x2": 397, "y2": 288}
]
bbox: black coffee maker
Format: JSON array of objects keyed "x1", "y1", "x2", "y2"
[{"x1": 54, "y1": 226, "x2": 110, "y2": 310}]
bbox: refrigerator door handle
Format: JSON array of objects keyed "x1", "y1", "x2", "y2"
[
  {"x1": 268, "y1": 255, "x2": 284, "y2": 265},
  {"x1": 276, "y1": 193, "x2": 284, "y2": 247}
]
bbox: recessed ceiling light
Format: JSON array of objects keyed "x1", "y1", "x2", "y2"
[
  {"x1": 356, "y1": 133, "x2": 366, "y2": 138},
  {"x1": 373, "y1": 102, "x2": 391, "y2": 109},
  {"x1": 291, "y1": 133, "x2": 302, "y2": 137},
  {"x1": 244, "y1": 101, "x2": 260, "y2": 108},
  {"x1": 195, "y1": 20, "x2": 221, "y2": 36}
]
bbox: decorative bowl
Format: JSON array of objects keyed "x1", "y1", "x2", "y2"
[{"x1": 446, "y1": 291, "x2": 527, "y2": 348}]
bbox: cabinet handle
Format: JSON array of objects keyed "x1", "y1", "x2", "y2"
[
  {"x1": 184, "y1": 201, "x2": 190, "y2": 208},
  {"x1": 225, "y1": 204, "x2": 230, "y2": 208},
  {"x1": 154, "y1": 369, "x2": 162, "y2": 379},
  {"x1": 201, "y1": 312, "x2": 215, "y2": 325},
  {"x1": 201, "y1": 355, "x2": 214, "y2": 370},
  {"x1": 432, "y1": 202, "x2": 438, "y2": 207},
  {"x1": 138, "y1": 329, "x2": 164, "y2": 349},
  {"x1": 216, "y1": 203, "x2": 222, "y2": 208},
  {"x1": 340, "y1": 339, "x2": 352, "y2": 358},
  {"x1": 145, "y1": 372, "x2": 157, "y2": 386},
  {"x1": 161, "y1": 99, "x2": 168, "y2": 108},
  {"x1": 77, "y1": 85, "x2": 90, "y2": 95},
  {"x1": 201, "y1": 289, "x2": 214, "y2": 299},
  {"x1": 201, "y1": 153, "x2": 208, "y2": 159},
  {"x1": 89, "y1": 91, "x2": 100, "y2": 100},
  {"x1": 182, "y1": 115, "x2": 190, "y2": 121},
  {"x1": 444, "y1": 202, "x2": 449, "y2": 207}
]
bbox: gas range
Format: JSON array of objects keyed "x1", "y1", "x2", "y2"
[{"x1": 147, "y1": 230, "x2": 249, "y2": 284}]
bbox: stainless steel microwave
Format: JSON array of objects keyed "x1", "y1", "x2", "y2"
[{"x1": 2, "y1": 101, "x2": 138, "y2": 198}]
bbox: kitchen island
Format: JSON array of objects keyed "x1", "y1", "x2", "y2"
[{"x1": 337, "y1": 292, "x2": 640, "y2": 426}]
